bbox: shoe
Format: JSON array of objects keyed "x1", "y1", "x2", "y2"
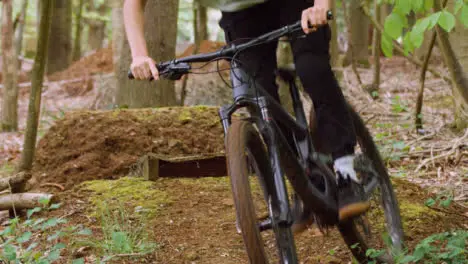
[
  {"x1": 334, "y1": 155, "x2": 370, "y2": 221},
  {"x1": 291, "y1": 209, "x2": 315, "y2": 234},
  {"x1": 337, "y1": 173, "x2": 370, "y2": 221}
]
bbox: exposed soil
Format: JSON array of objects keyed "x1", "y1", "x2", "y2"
[
  {"x1": 47, "y1": 48, "x2": 114, "y2": 82},
  {"x1": 31, "y1": 106, "x2": 224, "y2": 191}
]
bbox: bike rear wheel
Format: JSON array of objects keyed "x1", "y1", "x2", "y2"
[
  {"x1": 337, "y1": 104, "x2": 405, "y2": 263},
  {"x1": 226, "y1": 120, "x2": 298, "y2": 264}
]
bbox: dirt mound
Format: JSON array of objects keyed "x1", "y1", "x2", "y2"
[
  {"x1": 31, "y1": 106, "x2": 224, "y2": 190},
  {"x1": 47, "y1": 47, "x2": 113, "y2": 81}
]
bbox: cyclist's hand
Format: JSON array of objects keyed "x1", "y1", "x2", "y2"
[
  {"x1": 130, "y1": 56, "x2": 159, "y2": 80},
  {"x1": 301, "y1": 4, "x2": 329, "y2": 34}
]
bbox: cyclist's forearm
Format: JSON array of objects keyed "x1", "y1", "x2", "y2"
[{"x1": 124, "y1": 0, "x2": 149, "y2": 58}]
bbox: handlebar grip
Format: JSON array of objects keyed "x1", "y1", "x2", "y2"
[
  {"x1": 327, "y1": 10, "x2": 334, "y2": 20},
  {"x1": 128, "y1": 69, "x2": 135, "y2": 79}
]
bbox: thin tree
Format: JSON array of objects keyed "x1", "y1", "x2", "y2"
[
  {"x1": 345, "y1": 0, "x2": 370, "y2": 67},
  {"x1": 329, "y1": 0, "x2": 339, "y2": 67},
  {"x1": 87, "y1": 0, "x2": 109, "y2": 51},
  {"x1": 1, "y1": 0, "x2": 18, "y2": 131},
  {"x1": 434, "y1": 0, "x2": 468, "y2": 129},
  {"x1": 342, "y1": 0, "x2": 363, "y2": 86},
  {"x1": 47, "y1": 0, "x2": 72, "y2": 74},
  {"x1": 14, "y1": 0, "x2": 29, "y2": 71},
  {"x1": 365, "y1": 0, "x2": 381, "y2": 95},
  {"x1": 72, "y1": 0, "x2": 85, "y2": 61},
  {"x1": 17, "y1": 0, "x2": 54, "y2": 174}
]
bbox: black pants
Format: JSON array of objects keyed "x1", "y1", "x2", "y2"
[{"x1": 219, "y1": 0, "x2": 356, "y2": 159}]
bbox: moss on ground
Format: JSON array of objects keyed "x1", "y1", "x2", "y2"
[{"x1": 81, "y1": 177, "x2": 171, "y2": 217}]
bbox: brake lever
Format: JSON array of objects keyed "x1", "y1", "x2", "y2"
[
  {"x1": 128, "y1": 62, "x2": 190, "y2": 81},
  {"x1": 159, "y1": 62, "x2": 191, "y2": 80}
]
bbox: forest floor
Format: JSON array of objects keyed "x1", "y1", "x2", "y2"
[{"x1": 0, "y1": 43, "x2": 467, "y2": 263}]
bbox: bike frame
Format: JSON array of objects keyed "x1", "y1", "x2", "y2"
[
  {"x1": 130, "y1": 20, "x2": 343, "y2": 228},
  {"x1": 218, "y1": 61, "x2": 339, "y2": 229}
]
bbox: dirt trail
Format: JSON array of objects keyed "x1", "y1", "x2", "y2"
[{"x1": 48, "y1": 176, "x2": 466, "y2": 264}]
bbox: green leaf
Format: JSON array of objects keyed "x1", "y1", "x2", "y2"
[
  {"x1": 27, "y1": 207, "x2": 42, "y2": 219},
  {"x1": 410, "y1": 30, "x2": 424, "y2": 48},
  {"x1": 400, "y1": 255, "x2": 415, "y2": 263},
  {"x1": 395, "y1": 0, "x2": 412, "y2": 15},
  {"x1": 438, "y1": 10, "x2": 456, "y2": 32},
  {"x1": 428, "y1": 12, "x2": 442, "y2": 29},
  {"x1": 17, "y1": 231, "x2": 32, "y2": 243},
  {"x1": 49, "y1": 203, "x2": 61, "y2": 210},
  {"x1": 414, "y1": 17, "x2": 431, "y2": 35},
  {"x1": 384, "y1": 13, "x2": 405, "y2": 39},
  {"x1": 38, "y1": 197, "x2": 51, "y2": 207},
  {"x1": 3, "y1": 244, "x2": 17, "y2": 261},
  {"x1": 381, "y1": 35, "x2": 394, "y2": 57},
  {"x1": 47, "y1": 231, "x2": 65, "y2": 241},
  {"x1": 460, "y1": 5, "x2": 468, "y2": 27},
  {"x1": 33, "y1": 218, "x2": 46, "y2": 228},
  {"x1": 47, "y1": 249, "x2": 61, "y2": 262},
  {"x1": 52, "y1": 243, "x2": 66, "y2": 251},
  {"x1": 26, "y1": 242, "x2": 39, "y2": 251},
  {"x1": 425, "y1": 198, "x2": 436, "y2": 206},
  {"x1": 403, "y1": 34, "x2": 414, "y2": 55},
  {"x1": 454, "y1": 0, "x2": 464, "y2": 13},
  {"x1": 77, "y1": 228, "x2": 93, "y2": 236},
  {"x1": 424, "y1": 0, "x2": 434, "y2": 11},
  {"x1": 412, "y1": 0, "x2": 425, "y2": 12},
  {"x1": 0, "y1": 226, "x2": 14, "y2": 236},
  {"x1": 72, "y1": 258, "x2": 85, "y2": 264},
  {"x1": 41, "y1": 218, "x2": 59, "y2": 230},
  {"x1": 112, "y1": 231, "x2": 132, "y2": 253},
  {"x1": 440, "y1": 196, "x2": 453, "y2": 207},
  {"x1": 393, "y1": 141, "x2": 406, "y2": 150}
]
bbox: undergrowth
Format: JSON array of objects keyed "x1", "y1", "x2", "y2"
[{"x1": 0, "y1": 199, "x2": 157, "y2": 263}]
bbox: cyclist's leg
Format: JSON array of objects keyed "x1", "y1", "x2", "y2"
[
  {"x1": 279, "y1": 0, "x2": 370, "y2": 221},
  {"x1": 219, "y1": 2, "x2": 281, "y2": 101},
  {"x1": 219, "y1": 2, "x2": 297, "y2": 153}
]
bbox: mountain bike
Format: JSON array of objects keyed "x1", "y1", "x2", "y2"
[{"x1": 128, "y1": 13, "x2": 404, "y2": 264}]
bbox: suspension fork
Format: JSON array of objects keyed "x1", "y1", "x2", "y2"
[{"x1": 257, "y1": 96, "x2": 293, "y2": 227}]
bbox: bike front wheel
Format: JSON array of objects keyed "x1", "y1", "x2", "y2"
[{"x1": 226, "y1": 120, "x2": 298, "y2": 264}]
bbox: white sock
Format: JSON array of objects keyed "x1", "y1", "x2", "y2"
[{"x1": 334, "y1": 155, "x2": 360, "y2": 183}]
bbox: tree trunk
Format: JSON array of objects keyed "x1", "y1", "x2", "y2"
[
  {"x1": 1, "y1": 0, "x2": 18, "y2": 131},
  {"x1": 117, "y1": 0, "x2": 179, "y2": 108},
  {"x1": 87, "y1": 1, "x2": 108, "y2": 51},
  {"x1": 329, "y1": 0, "x2": 339, "y2": 67},
  {"x1": 72, "y1": 0, "x2": 85, "y2": 61},
  {"x1": 434, "y1": 0, "x2": 468, "y2": 129},
  {"x1": 17, "y1": 0, "x2": 54, "y2": 174},
  {"x1": 276, "y1": 39, "x2": 294, "y2": 114},
  {"x1": 47, "y1": 0, "x2": 72, "y2": 74},
  {"x1": 346, "y1": 0, "x2": 370, "y2": 67},
  {"x1": 14, "y1": 0, "x2": 29, "y2": 68},
  {"x1": 194, "y1": 1, "x2": 208, "y2": 43},
  {"x1": 370, "y1": 0, "x2": 381, "y2": 92},
  {"x1": 111, "y1": 0, "x2": 125, "y2": 70}
]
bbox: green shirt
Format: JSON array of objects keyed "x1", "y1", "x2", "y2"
[{"x1": 199, "y1": 0, "x2": 268, "y2": 12}]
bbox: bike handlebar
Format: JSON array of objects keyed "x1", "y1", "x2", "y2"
[{"x1": 128, "y1": 11, "x2": 333, "y2": 80}]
